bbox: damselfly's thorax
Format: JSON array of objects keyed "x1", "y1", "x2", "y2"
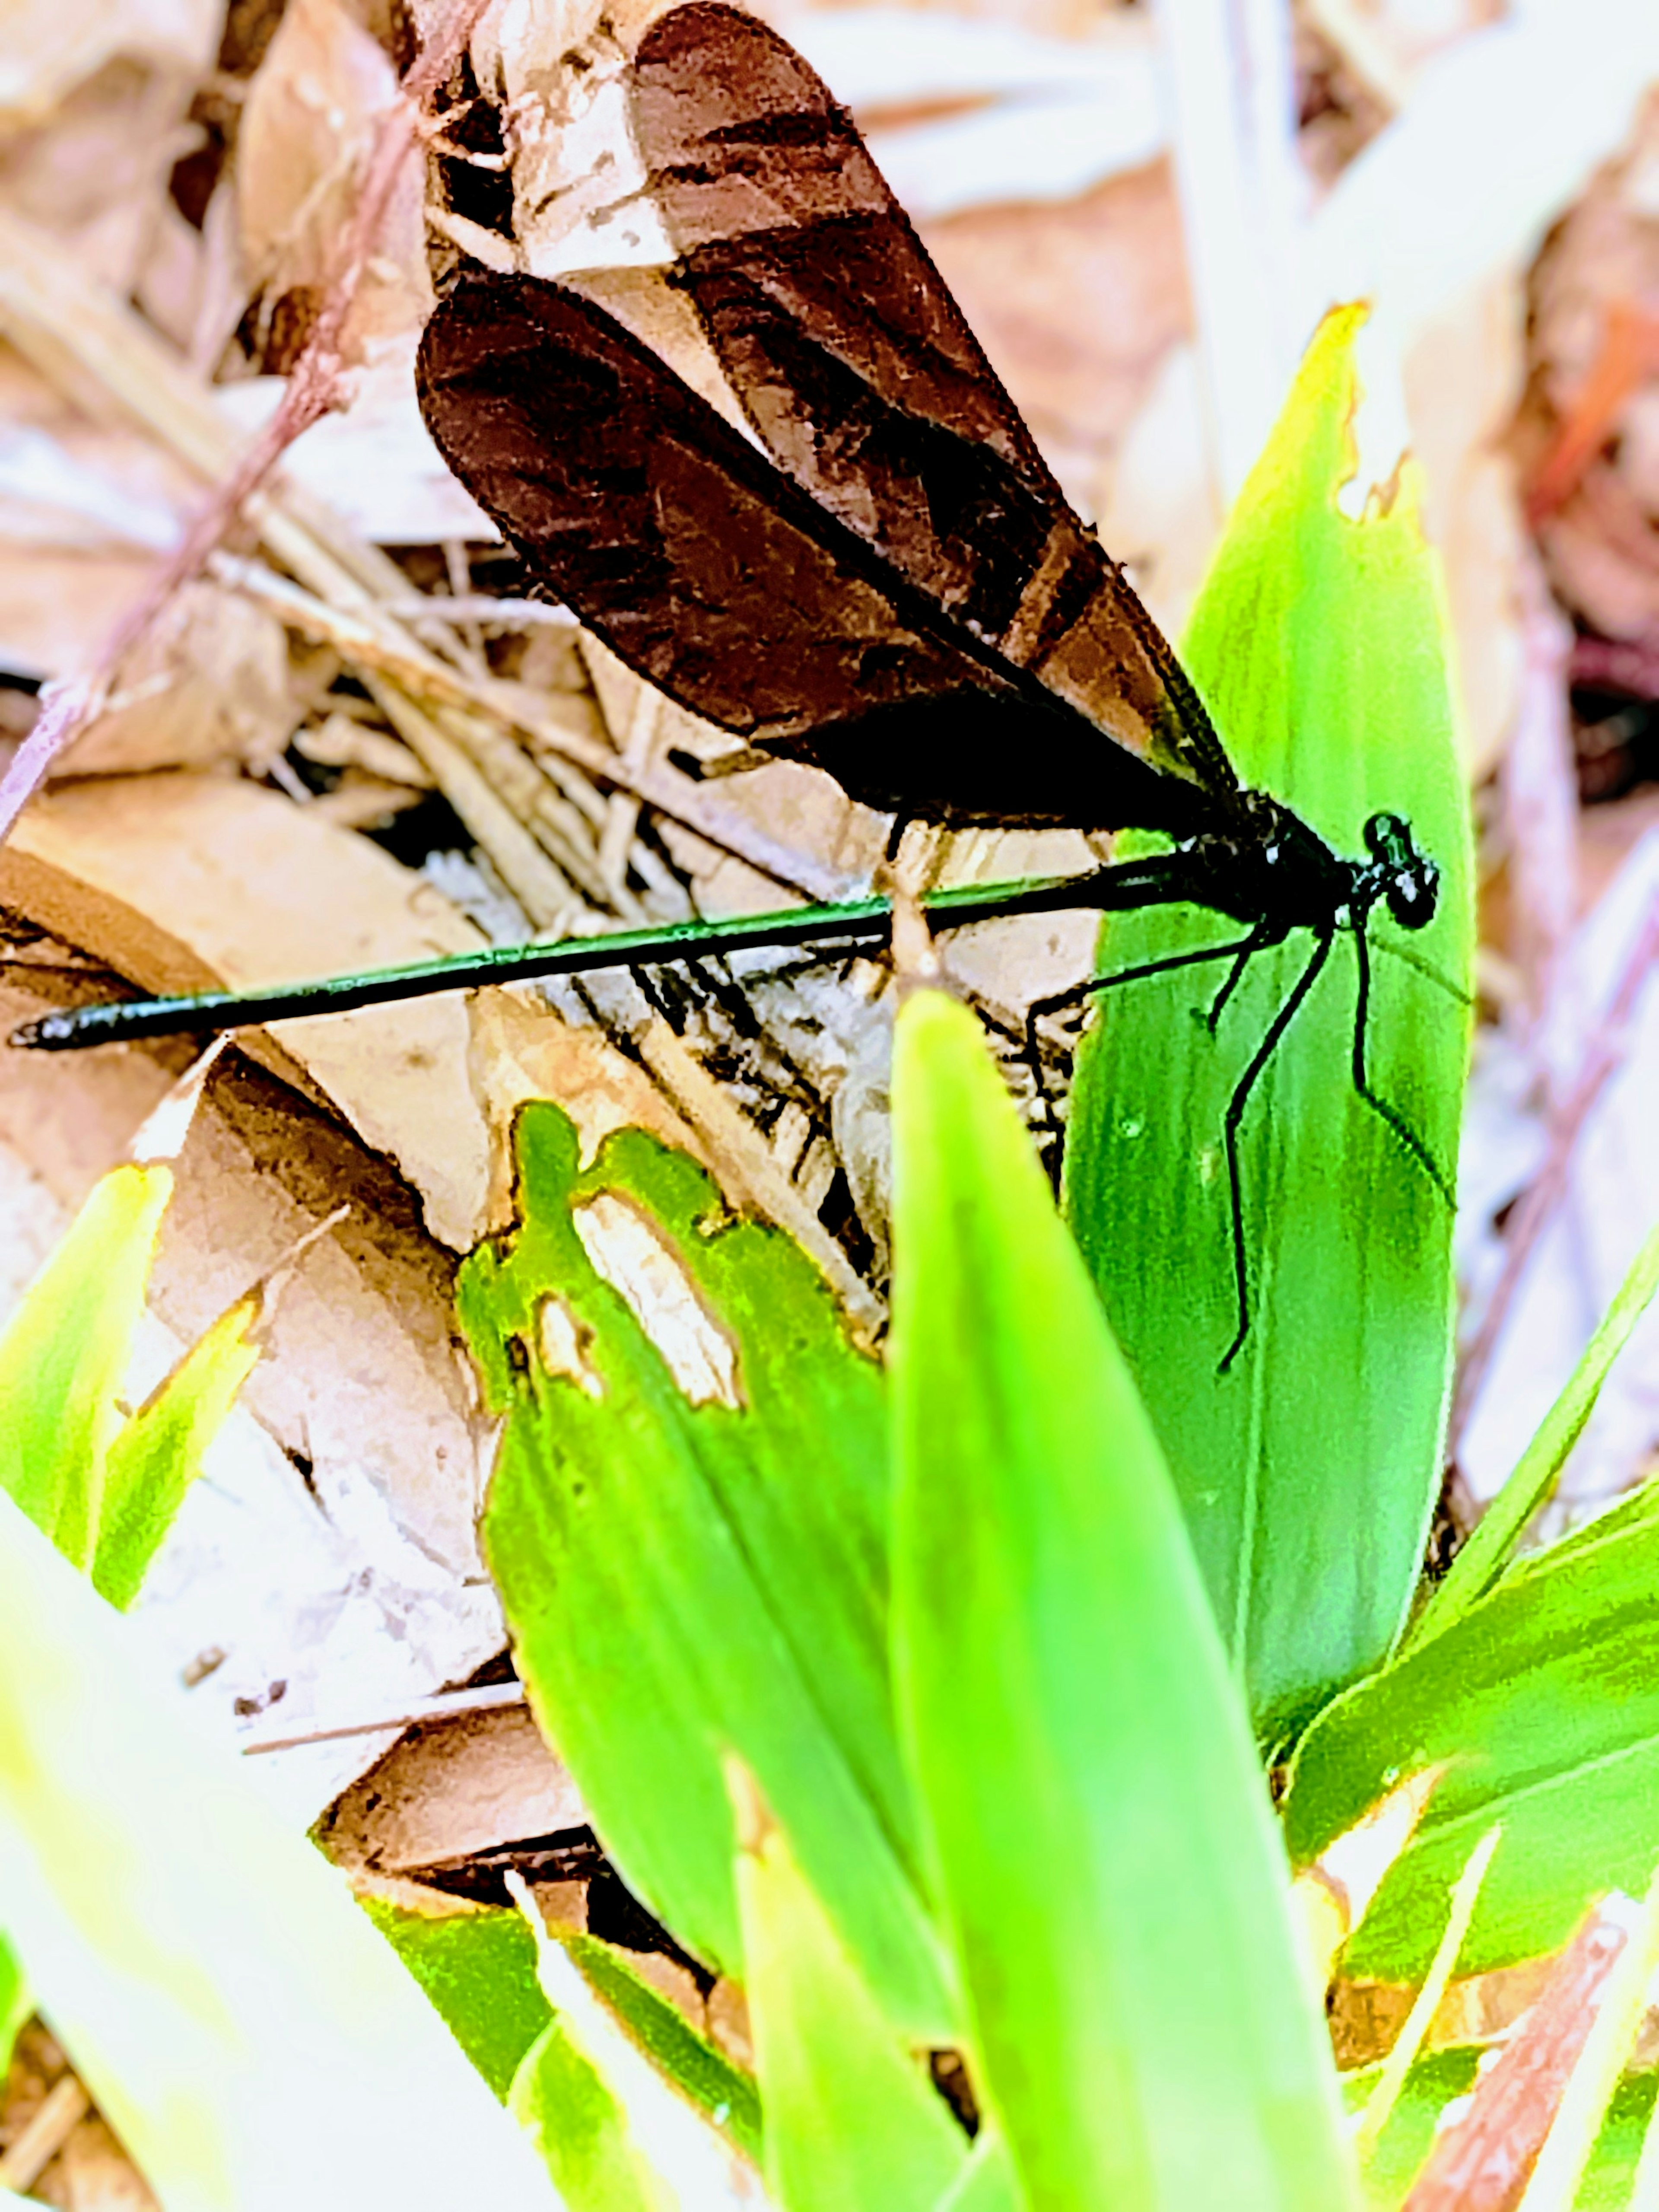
[{"x1": 1179, "y1": 795, "x2": 1439, "y2": 943}]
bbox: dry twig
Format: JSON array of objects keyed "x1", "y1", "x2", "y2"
[{"x1": 0, "y1": 0, "x2": 499, "y2": 846}]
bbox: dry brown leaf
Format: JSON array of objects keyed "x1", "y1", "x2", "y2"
[
  {"x1": 458, "y1": 0, "x2": 670, "y2": 278},
  {"x1": 1404, "y1": 271, "x2": 1529, "y2": 783},
  {"x1": 238, "y1": 0, "x2": 432, "y2": 368},
  {"x1": 57, "y1": 580, "x2": 298, "y2": 775},
  {"x1": 922, "y1": 157, "x2": 1192, "y2": 509},
  {"x1": 0, "y1": 965, "x2": 483, "y2": 1543},
  {"x1": 319, "y1": 1705, "x2": 589, "y2": 1883},
  {"x1": 0, "y1": 55, "x2": 208, "y2": 302},
  {"x1": 1521, "y1": 89, "x2": 1659, "y2": 657},
  {"x1": 467, "y1": 987, "x2": 707, "y2": 1232},
  {"x1": 0, "y1": 771, "x2": 498, "y2": 1247},
  {"x1": 0, "y1": 0, "x2": 217, "y2": 124}
]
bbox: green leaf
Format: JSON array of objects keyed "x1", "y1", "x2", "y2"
[
  {"x1": 1284, "y1": 1506, "x2": 1659, "y2": 1980},
  {"x1": 733, "y1": 1769, "x2": 969, "y2": 2212},
  {"x1": 1408, "y1": 1219, "x2": 1659, "y2": 1651},
  {"x1": 92, "y1": 1287, "x2": 262, "y2": 1612},
  {"x1": 1063, "y1": 307, "x2": 1473, "y2": 1735},
  {"x1": 0, "y1": 1162, "x2": 172, "y2": 1567},
  {"x1": 1341, "y1": 2049, "x2": 1480, "y2": 2208},
  {"x1": 1522, "y1": 1868, "x2": 1659, "y2": 2212},
  {"x1": 0, "y1": 1484, "x2": 556, "y2": 2210},
  {"x1": 1585, "y1": 2070, "x2": 1659, "y2": 2210},
  {"x1": 461, "y1": 1104, "x2": 951, "y2": 2037},
  {"x1": 509, "y1": 2016, "x2": 671, "y2": 2212},
  {"x1": 554, "y1": 1929, "x2": 761, "y2": 2165},
  {"x1": 364, "y1": 1898, "x2": 552, "y2": 2101},
  {"x1": 890, "y1": 989, "x2": 1356, "y2": 2212}
]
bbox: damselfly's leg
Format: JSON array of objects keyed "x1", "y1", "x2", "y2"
[
  {"x1": 1023, "y1": 933, "x2": 1267, "y2": 1150},
  {"x1": 1348, "y1": 919, "x2": 1456, "y2": 1206},
  {"x1": 1218, "y1": 927, "x2": 1335, "y2": 1373},
  {"x1": 1205, "y1": 920, "x2": 1279, "y2": 1031}
]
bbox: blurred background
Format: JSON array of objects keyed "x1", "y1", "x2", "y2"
[{"x1": 1, "y1": 0, "x2": 1659, "y2": 2190}]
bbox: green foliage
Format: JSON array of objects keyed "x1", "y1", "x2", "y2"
[
  {"x1": 362, "y1": 1900, "x2": 551, "y2": 2101},
  {"x1": 0, "y1": 1162, "x2": 172, "y2": 1566},
  {"x1": 92, "y1": 1288, "x2": 262, "y2": 1612},
  {"x1": 1285, "y1": 1500, "x2": 1659, "y2": 1980},
  {"x1": 732, "y1": 1773, "x2": 969, "y2": 2212},
  {"x1": 1408, "y1": 1219, "x2": 1659, "y2": 1649},
  {"x1": 0, "y1": 1483, "x2": 556, "y2": 2209},
  {"x1": 890, "y1": 989, "x2": 1355, "y2": 2212},
  {"x1": 460, "y1": 1104, "x2": 952, "y2": 2038},
  {"x1": 1064, "y1": 307, "x2": 1473, "y2": 1734},
  {"x1": 509, "y1": 2015, "x2": 670, "y2": 2212},
  {"x1": 553, "y1": 1929, "x2": 761, "y2": 2165}
]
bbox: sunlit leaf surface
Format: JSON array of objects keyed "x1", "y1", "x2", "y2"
[{"x1": 1065, "y1": 307, "x2": 1473, "y2": 1735}]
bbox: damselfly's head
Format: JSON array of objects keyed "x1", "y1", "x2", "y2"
[{"x1": 1364, "y1": 812, "x2": 1439, "y2": 932}]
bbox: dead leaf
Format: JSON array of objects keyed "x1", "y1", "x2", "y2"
[
  {"x1": 0, "y1": 0, "x2": 218, "y2": 124},
  {"x1": 237, "y1": 0, "x2": 430, "y2": 369},
  {"x1": 57, "y1": 580, "x2": 297, "y2": 775},
  {"x1": 320, "y1": 1704, "x2": 589, "y2": 1882},
  {"x1": 0, "y1": 771, "x2": 497, "y2": 1248}
]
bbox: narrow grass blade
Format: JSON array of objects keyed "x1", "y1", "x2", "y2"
[
  {"x1": 0, "y1": 1486, "x2": 556, "y2": 2212},
  {"x1": 731, "y1": 1764, "x2": 969, "y2": 2212},
  {"x1": 1633, "y1": 2067, "x2": 1659, "y2": 2210},
  {"x1": 1410, "y1": 1220, "x2": 1659, "y2": 1652},
  {"x1": 91, "y1": 1288, "x2": 262, "y2": 1611},
  {"x1": 1516, "y1": 1869, "x2": 1659, "y2": 2212},
  {"x1": 1354, "y1": 1824, "x2": 1501, "y2": 2164},
  {"x1": 508, "y1": 1874, "x2": 754, "y2": 2209},
  {"x1": 890, "y1": 989, "x2": 1357, "y2": 2211},
  {"x1": 1285, "y1": 1504, "x2": 1659, "y2": 1981},
  {"x1": 363, "y1": 1898, "x2": 552, "y2": 2101},
  {"x1": 509, "y1": 2018, "x2": 670, "y2": 2212},
  {"x1": 0, "y1": 1162, "x2": 172, "y2": 1566},
  {"x1": 553, "y1": 1930, "x2": 761, "y2": 2166},
  {"x1": 1065, "y1": 305, "x2": 1473, "y2": 1733}
]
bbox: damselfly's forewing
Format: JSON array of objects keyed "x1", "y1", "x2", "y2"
[
  {"x1": 630, "y1": 4, "x2": 1236, "y2": 806},
  {"x1": 415, "y1": 3, "x2": 1234, "y2": 843}
]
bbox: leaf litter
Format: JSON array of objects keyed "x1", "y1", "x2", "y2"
[{"x1": 3, "y1": 0, "x2": 1659, "y2": 2201}]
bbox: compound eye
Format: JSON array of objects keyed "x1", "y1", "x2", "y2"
[
  {"x1": 1386, "y1": 860, "x2": 1440, "y2": 932},
  {"x1": 1364, "y1": 812, "x2": 1408, "y2": 863}
]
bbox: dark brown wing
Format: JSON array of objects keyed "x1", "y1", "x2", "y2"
[
  {"x1": 630, "y1": 1, "x2": 1239, "y2": 805},
  {"x1": 416, "y1": 273, "x2": 1210, "y2": 837}
]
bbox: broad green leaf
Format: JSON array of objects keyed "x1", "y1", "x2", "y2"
[
  {"x1": 461, "y1": 1104, "x2": 951, "y2": 2037},
  {"x1": 0, "y1": 1162, "x2": 172, "y2": 1566},
  {"x1": 92, "y1": 1287, "x2": 262, "y2": 1612},
  {"x1": 1064, "y1": 306, "x2": 1473, "y2": 1735},
  {"x1": 0, "y1": 1484, "x2": 556, "y2": 2212},
  {"x1": 365, "y1": 1898, "x2": 552, "y2": 2101},
  {"x1": 554, "y1": 1929, "x2": 761, "y2": 2166},
  {"x1": 1409, "y1": 1220, "x2": 1659, "y2": 1651},
  {"x1": 733, "y1": 1770, "x2": 969, "y2": 2212},
  {"x1": 0, "y1": 1929, "x2": 26, "y2": 2080},
  {"x1": 510, "y1": 2017, "x2": 670, "y2": 2212},
  {"x1": 1284, "y1": 1508, "x2": 1659, "y2": 1980},
  {"x1": 890, "y1": 990, "x2": 1356, "y2": 2212}
]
